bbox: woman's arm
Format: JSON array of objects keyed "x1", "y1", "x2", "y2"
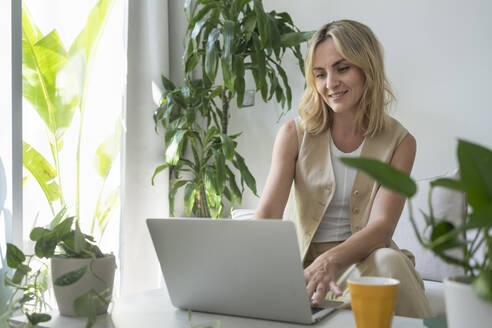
[
  {"x1": 254, "y1": 120, "x2": 298, "y2": 219},
  {"x1": 306, "y1": 133, "x2": 417, "y2": 305}
]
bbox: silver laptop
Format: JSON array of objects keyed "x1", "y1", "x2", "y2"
[{"x1": 146, "y1": 218, "x2": 342, "y2": 324}]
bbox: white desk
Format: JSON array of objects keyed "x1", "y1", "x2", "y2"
[
  {"x1": 21, "y1": 288, "x2": 425, "y2": 327},
  {"x1": 111, "y1": 288, "x2": 425, "y2": 328}
]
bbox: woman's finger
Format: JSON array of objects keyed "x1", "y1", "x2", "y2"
[
  {"x1": 329, "y1": 280, "x2": 342, "y2": 296},
  {"x1": 306, "y1": 280, "x2": 318, "y2": 300},
  {"x1": 312, "y1": 284, "x2": 327, "y2": 306}
]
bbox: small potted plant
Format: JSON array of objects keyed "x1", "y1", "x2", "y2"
[
  {"x1": 341, "y1": 139, "x2": 492, "y2": 327},
  {"x1": 4, "y1": 207, "x2": 115, "y2": 327}
]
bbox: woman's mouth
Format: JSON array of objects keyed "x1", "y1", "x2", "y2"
[{"x1": 328, "y1": 90, "x2": 348, "y2": 100}]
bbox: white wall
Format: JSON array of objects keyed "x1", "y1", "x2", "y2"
[{"x1": 171, "y1": 0, "x2": 492, "y2": 212}]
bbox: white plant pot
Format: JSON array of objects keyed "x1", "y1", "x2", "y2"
[
  {"x1": 444, "y1": 276, "x2": 492, "y2": 328},
  {"x1": 51, "y1": 254, "x2": 116, "y2": 316}
]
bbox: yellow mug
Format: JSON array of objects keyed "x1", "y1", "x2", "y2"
[{"x1": 347, "y1": 276, "x2": 400, "y2": 328}]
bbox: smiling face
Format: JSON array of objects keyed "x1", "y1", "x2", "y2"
[{"x1": 312, "y1": 38, "x2": 365, "y2": 117}]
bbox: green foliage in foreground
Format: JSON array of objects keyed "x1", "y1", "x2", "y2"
[{"x1": 342, "y1": 139, "x2": 492, "y2": 302}]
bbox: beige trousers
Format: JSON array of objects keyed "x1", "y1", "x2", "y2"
[{"x1": 304, "y1": 242, "x2": 432, "y2": 319}]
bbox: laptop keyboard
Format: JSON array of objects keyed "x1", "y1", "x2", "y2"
[{"x1": 311, "y1": 307, "x2": 325, "y2": 315}]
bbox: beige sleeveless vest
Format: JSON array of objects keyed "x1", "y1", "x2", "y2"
[{"x1": 284, "y1": 115, "x2": 409, "y2": 260}]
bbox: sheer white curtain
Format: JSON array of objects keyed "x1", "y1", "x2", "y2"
[{"x1": 121, "y1": 0, "x2": 169, "y2": 295}]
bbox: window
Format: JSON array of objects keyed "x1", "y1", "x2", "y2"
[
  {"x1": 20, "y1": 0, "x2": 125, "y2": 255},
  {"x1": 0, "y1": 0, "x2": 13, "y2": 267}
]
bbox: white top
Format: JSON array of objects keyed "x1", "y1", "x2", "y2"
[{"x1": 312, "y1": 136, "x2": 364, "y2": 242}]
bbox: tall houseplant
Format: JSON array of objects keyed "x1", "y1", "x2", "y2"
[
  {"x1": 341, "y1": 139, "x2": 492, "y2": 326},
  {"x1": 153, "y1": 0, "x2": 313, "y2": 218},
  {"x1": 22, "y1": 0, "x2": 119, "y2": 240},
  {"x1": 2, "y1": 1, "x2": 119, "y2": 327}
]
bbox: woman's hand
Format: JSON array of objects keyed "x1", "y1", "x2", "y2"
[{"x1": 304, "y1": 252, "x2": 342, "y2": 306}]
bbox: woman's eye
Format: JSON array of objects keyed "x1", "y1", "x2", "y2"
[
  {"x1": 338, "y1": 66, "x2": 350, "y2": 73},
  {"x1": 315, "y1": 73, "x2": 325, "y2": 78}
]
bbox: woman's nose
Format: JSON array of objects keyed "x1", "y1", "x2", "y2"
[{"x1": 326, "y1": 73, "x2": 340, "y2": 90}]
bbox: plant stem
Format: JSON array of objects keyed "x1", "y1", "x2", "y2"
[
  {"x1": 91, "y1": 178, "x2": 107, "y2": 236},
  {"x1": 200, "y1": 184, "x2": 211, "y2": 218},
  {"x1": 220, "y1": 90, "x2": 230, "y2": 135},
  {"x1": 407, "y1": 199, "x2": 426, "y2": 247},
  {"x1": 427, "y1": 186, "x2": 435, "y2": 225},
  {"x1": 76, "y1": 94, "x2": 87, "y2": 226}
]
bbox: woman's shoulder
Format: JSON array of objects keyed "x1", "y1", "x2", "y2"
[
  {"x1": 376, "y1": 115, "x2": 409, "y2": 140},
  {"x1": 278, "y1": 120, "x2": 298, "y2": 144},
  {"x1": 275, "y1": 120, "x2": 300, "y2": 157}
]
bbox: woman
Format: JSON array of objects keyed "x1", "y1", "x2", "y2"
[{"x1": 254, "y1": 20, "x2": 431, "y2": 318}]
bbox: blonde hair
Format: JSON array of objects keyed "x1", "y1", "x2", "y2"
[{"x1": 299, "y1": 20, "x2": 395, "y2": 136}]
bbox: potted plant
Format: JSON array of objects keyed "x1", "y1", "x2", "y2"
[
  {"x1": 341, "y1": 139, "x2": 492, "y2": 327},
  {"x1": 153, "y1": 0, "x2": 313, "y2": 218},
  {"x1": 4, "y1": 207, "x2": 115, "y2": 327}
]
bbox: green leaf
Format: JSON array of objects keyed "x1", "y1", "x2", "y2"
[
  {"x1": 184, "y1": 0, "x2": 192, "y2": 21},
  {"x1": 73, "y1": 290, "x2": 97, "y2": 327},
  {"x1": 152, "y1": 163, "x2": 170, "y2": 185},
  {"x1": 243, "y1": 11, "x2": 257, "y2": 37},
  {"x1": 169, "y1": 180, "x2": 188, "y2": 216},
  {"x1": 280, "y1": 31, "x2": 315, "y2": 47},
  {"x1": 340, "y1": 157, "x2": 417, "y2": 198},
  {"x1": 94, "y1": 187, "x2": 119, "y2": 237},
  {"x1": 204, "y1": 126, "x2": 219, "y2": 144},
  {"x1": 190, "y1": 16, "x2": 207, "y2": 39},
  {"x1": 23, "y1": 141, "x2": 62, "y2": 203},
  {"x1": 214, "y1": 150, "x2": 226, "y2": 194},
  {"x1": 185, "y1": 52, "x2": 200, "y2": 73},
  {"x1": 204, "y1": 168, "x2": 218, "y2": 196},
  {"x1": 233, "y1": 152, "x2": 257, "y2": 196},
  {"x1": 468, "y1": 203, "x2": 492, "y2": 227},
  {"x1": 69, "y1": 0, "x2": 115, "y2": 63},
  {"x1": 472, "y1": 269, "x2": 492, "y2": 302},
  {"x1": 12, "y1": 264, "x2": 31, "y2": 285},
  {"x1": 275, "y1": 63, "x2": 292, "y2": 109},
  {"x1": 26, "y1": 313, "x2": 51, "y2": 326},
  {"x1": 161, "y1": 75, "x2": 176, "y2": 92},
  {"x1": 223, "y1": 20, "x2": 235, "y2": 69},
  {"x1": 54, "y1": 265, "x2": 88, "y2": 286},
  {"x1": 184, "y1": 183, "x2": 197, "y2": 216},
  {"x1": 165, "y1": 130, "x2": 187, "y2": 165},
  {"x1": 226, "y1": 166, "x2": 242, "y2": 204},
  {"x1": 50, "y1": 206, "x2": 68, "y2": 227},
  {"x1": 266, "y1": 14, "x2": 281, "y2": 58},
  {"x1": 219, "y1": 133, "x2": 235, "y2": 160},
  {"x1": 6, "y1": 243, "x2": 25, "y2": 269},
  {"x1": 22, "y1": 19, "x2": 77, "y2": 137},
  {"x1": 253, "y1": 0, "x2": 268, "y2": 48},
  {"x1": 189, "y1": 3, "x2": 216, "y2": 27},
  {"x1": 430, "y1": 177, "x2": 464, "y2": 192},
  {"x1": 205, "y1": 28, "x2": 220, "y2": 82},
  {"x1": 30, "y1": 227, "x2": 51, "y2": 241},
  {"x1": 221, "y1": 57, "x2": 235, "y2": 94},
  {"x1": 94, "y1": 117, "x2": 121, "y2": 178},
  {"x1": 457, "y1": 139, "x2": 492, "y2": 210},
  {"x1": 430, "y1": 220, "x2": 465, "y2": 253},
  {"x1": 34, "y1": 233, "x2": 58, "y2": 258},
  {"x1": 53, "y1": 217, "x2": 75, "y2": 240}
]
